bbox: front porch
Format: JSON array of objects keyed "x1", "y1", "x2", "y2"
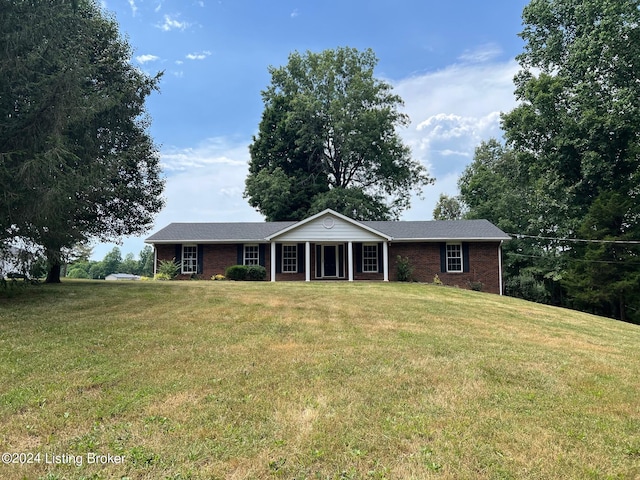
[{"x1": 269, "y1": 241, "x2": 389, "y2": 282}]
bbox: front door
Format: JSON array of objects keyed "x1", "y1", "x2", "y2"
[{"x1": 323, "y1": 245, "x2": 337, "y2": 277}]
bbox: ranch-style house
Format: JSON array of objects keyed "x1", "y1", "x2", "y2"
[{"x1": 145, "y1": 209, "x2": 511, "y2": 294}]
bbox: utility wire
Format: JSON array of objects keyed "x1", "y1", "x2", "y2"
[
  {"x1": 507, "y1": 252, "x2": 640, "y2": 266},
  {"x1": 507, "y1": 233, "x2": 640, "y2": 245}
]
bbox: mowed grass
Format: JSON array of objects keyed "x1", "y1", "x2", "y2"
[{"x1": 0, "y1": 280, "x2": 639, "y2": 480}]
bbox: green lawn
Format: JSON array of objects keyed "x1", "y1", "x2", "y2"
[{"x1": 1, "y1": 280, "x2": 639, "y2": 479}]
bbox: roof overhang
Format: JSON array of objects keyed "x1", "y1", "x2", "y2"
[{"x1": 265, "y1": 208, "x2": 392, "y2": 241}]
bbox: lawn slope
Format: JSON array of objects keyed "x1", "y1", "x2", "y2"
[{"x1": 1, "y1": 280, "x2": 639, "y2": 479}]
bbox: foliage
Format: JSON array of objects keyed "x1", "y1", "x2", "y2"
[
  {"x1": 432, "y1": 194, "x2": 464, "y2": 220},
  {"x1": 153, "y1": 273, "x2": 172, "y2": 281},
  {"x1": 459, "y1": 0, "x2": 640, "y2": 321},
  {"x1": 224, "y1": 265, "x2": 267, "y2": 281},
  {"x1": 562, "y1": 192, "x2": 640, "y2": 323},
  {"x1": 245, "y1": 265, "x2": 267, "y2": 281},
  {"x1": 245, "y1": 47, "x2": 432, "y2": 221},
  {"x1": 395, "y1": 256, "x2": 414, "y2": 282},
  {"x1": 212, "y1": 274, "x2": 226, "y2": 281},
  {"x1": 156, "y1": 258, "x2": 180, "y2": 279},
  {"x1": 65, "y1": 246, "x2": 153, "y2": 280},
  {"x1": 225, "y1": 265, "x2": 248, "y2": 281},
  {"x1": 0, "y1": 0, "x2": 164, "y2": 283}
]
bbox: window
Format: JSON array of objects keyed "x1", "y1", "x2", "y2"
[
  {"x1": 282, "y1": 244, "x2": 297, "y2": 273},
  {"x1": 446, "y1": 243, "x2": 463, "y2": 272},
  {"x1": 244, "y1": 245, "x2": 259, "y2": 266},
  {"x1": 182, "y1": 245, "x2": 197, "y2": 274},
  {"x1": 363, "y1": 244, "x2": 378, "y2": 273}
]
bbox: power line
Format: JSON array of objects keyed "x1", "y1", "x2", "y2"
[
  {"x1": 507, "y1": 252, "x2": 640, "y2": 266},
  {"x1": 507, "y1": 233, "x2": 640, "y2": 245}
]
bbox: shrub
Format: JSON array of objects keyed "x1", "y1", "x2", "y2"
[
  {"x1": 157, "y1": 258, "x2": 180, "y2": 279},
  {"x1": 396, "y1": 256, "x2": 414, "y2": 282},
  {"x1": 224, "y1": 265, "x2": 267, "y2": 281},
  {"x1": 246, "y1": 265, "x2": 267, "y2": 281},
  {"x1": 225, "y1": 265, "x2": 248, "y2": 281},
  {"x1": 212, "y1": 274, "x2": 225, "y2": 281},
  {"x1": 433, "y1": 274, "x2": 443, "y2": 285},
  {"x1": 153, "y1": 273, "x2": 172, "y2": 281}
]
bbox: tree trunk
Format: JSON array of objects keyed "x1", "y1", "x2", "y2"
[
  {"x1": 45, "y1": 247, "x2": 62, "y2": 283},
  {"x1": 46, "y1": 262, "x2": 62, "y2": 283},
  {"x1": 619, "y1": 295, "x2": 627, "y2": 323}
]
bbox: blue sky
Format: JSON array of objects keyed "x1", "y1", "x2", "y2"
[{"x1": 93, "y1": 0, "x2": 530, "y2": 260}]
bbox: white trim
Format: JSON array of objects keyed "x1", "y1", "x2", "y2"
[
  {"x1": 305, "y1": 242, "x2": 311, "y2": 282},
  {"x1": 243, "y1": 244, "x2": 259, "y2": 266},
  {"x1": 348, "y1": 242, "x2": 354, "y2": 282},
  {"x1": 362, "y1": 243, "x2": 379, "y2": 273},
  {"x1": 281, "y1": 243, "x2": 298, "y2": 274},
  {"x1": 181, "y1": 244, "x2": 198, "y2": 274},
  {"x1": 266, "y1": 209, "x2": 392, "y2": 241},
  {"x1": 445, "y1": 243, "x2": 463, "y2": 273},
  {"x1": 317, "y1": 244, "x2": 345, "y2": 279},
  {"x1": 383, "y1": 241, "x2": 389, "y2": 282},
  {"x1": 270, "y1": 242, "x2": 276, "y2": 282}
]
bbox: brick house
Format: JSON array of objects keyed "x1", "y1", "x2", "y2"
[{"x1": 145, "y1": 209, "x2": 511, "y2": 294}]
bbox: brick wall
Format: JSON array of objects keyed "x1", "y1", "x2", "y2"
[
  {"x1": 154, "y1": 241, "x2": 503, "y2": 293},
  {"x1": 389, "y1": 242, "x2": 502, "y2": 294}
]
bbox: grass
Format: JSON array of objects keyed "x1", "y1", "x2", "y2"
[{"x1": 0, "y1": 280, "x2": 639, "y2": 479}]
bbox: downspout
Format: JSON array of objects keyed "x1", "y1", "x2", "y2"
[{"x1": 498, "y1": 241, "x2": 504, "y2": 296}]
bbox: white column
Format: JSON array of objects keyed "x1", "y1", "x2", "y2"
[
  {"x1": 153, "y1": 246, "x2": 158, "y2": 276},
  {"x1": 270, "y1": 242, "x2": 276, "y2": 282},
  {"x1": 305, "y1": 242, "x2": 311, "y2": 282},
  {"x1": 383, "y1": 241, "x2": 389, "y2": 282},
  {"x1": 348, "y1": 241, "x2": 354, "y2": 282}
]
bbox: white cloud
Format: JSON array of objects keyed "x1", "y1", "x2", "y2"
[
  {"x1": 158, "y1": 15, "x2": 190, "y2": 32},
  {"x1": 458, "y1": 43, "x2": 503, "y2": 64},
  {"x1": 391, "y1": 59, "x2": 520, "y2": 219},
  {"x1": 291, "y1": 9, "x2": 300, "y2": 18},
  {"x1": 160, "y1": 137, "x2": 249, "y2": 172},
  {"x1": 186, "y1": 51, "x2": 212, "y2": 60},
  {"x1": 127, "y1": 0, "x2": 137, "y2": 16},
  {"x1": 136, "y1": 54, "x2": 160, "y2": 64}
]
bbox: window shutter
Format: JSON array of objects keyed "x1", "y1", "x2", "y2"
[
  {"x1": 315, "y1": 244, "x2": 322, "y2": 278},
  {"x1": 175, "y1": 244, "x2": 182, "y2": 265},
  {"x1": 237, "y1": 244, "x2": 243, "y2": 265},
  {"x1": 440, "y1": 243, "x2": 447, "y2": 273},
  {"x1": 377, "y1": 242, "x2": 383, "y2": 273},
  {"x1": 276, "y1": 243, "x2": 282, "y2": 274},
  {"x1": 259, "y1": 244, "x2": 266, "y2": 267},
  {"x1": 297, "y1": 243, "x2": 305, "y2": 273},
  {"x1": 463, "y1": 243, "x2": 470, "y2": 273},
  {"x1": 197, "y1": 245, "x2": 204, "y2": 274},
  {"x1": 355, "y1": 243, "x2": 363, "y2": 273}
]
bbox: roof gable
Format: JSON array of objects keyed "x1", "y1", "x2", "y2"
[{"x1": 266, "y1": 209, "x2": 391, "y2": 242}]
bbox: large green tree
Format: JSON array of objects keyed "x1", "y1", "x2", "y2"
[
  {"x1": 459, "y1": 139, "x2": 565, "y2": 304},
  {"x1": 245, "y1": 47, "x2": 432, "y2": 221},
  {"x1": 0, "y1": 0, "x2": 164, "y2": 282},
  {"x1": 502, "y1": 0, "x2": 640, "y2": 225},
  {"x1": 469, "y1": 0, "x2": 640, "y2": 320}
]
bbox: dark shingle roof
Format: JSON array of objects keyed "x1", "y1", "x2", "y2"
[
  {"x1": 146, "y1": 219, "x2": 510, "y2": 243},
  {"x1": 146, "y1": 222, "x2": 296, "y2": 243},
  {"x1": 364, "y1": 219, "x2": 511, "y2": 240}
]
